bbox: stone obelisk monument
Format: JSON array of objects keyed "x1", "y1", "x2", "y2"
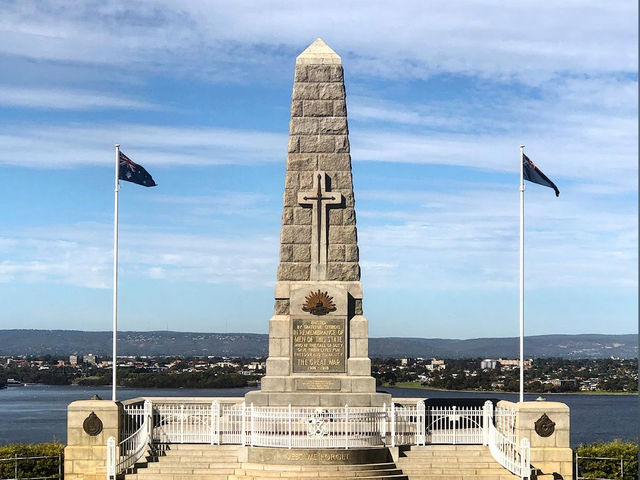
[{"x1": 246, "y1": 39, "x2": 389, "y2": 407}]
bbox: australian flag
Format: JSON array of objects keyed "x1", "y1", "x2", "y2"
[
  {"x1": 118, "y1": 151, "x2": 157, "y2": 187},
  {"x1": 523, "y1": 153, "x2": 559, "y2": 197}
]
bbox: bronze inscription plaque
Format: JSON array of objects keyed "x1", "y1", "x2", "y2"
[
  {"x1": 292, "y1": 318, "x2": 346, "y2": 373},
  {"x1": 295, "y1": 378, "x2": 341, "y2": 391}
]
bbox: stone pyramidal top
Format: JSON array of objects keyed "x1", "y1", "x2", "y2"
[
  {"x1": 278, "y1": 38, "x2": 359, "y2": 283},
  {"x1": 296, "y1": 38, "x2": 342, "y2": 65}
]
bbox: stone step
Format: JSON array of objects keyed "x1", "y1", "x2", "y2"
[
  {"x1": 240, "y1": 462, "x2": 399, "y2": 471},
  {"x1": 163, "y1": 449, "x2": 240, "y2": 457},
  {"x1": 398, "y1": 457, "x2": 496, "y2": 465},
  {"x1": 143, "y1": 464, "x2": 239, "y2": 471},
  {"x1": 131, "y1": 475, "x2": 229, "y2": 480},
  {"x1": 404, "y1": 476, "x2": 517, "y2": 480},
  {"x1": 138, "y1": 466, "x2": 238, "y2": 475},
  {"x1": 228, "y1": 476, "x2": 408, "y2": 480},
  {"x1": 403, "y1": 450, "x2": 492, "y2": 457},
  {"x1": 132, "y1": 476, "x2": 409, "y2": 480},
  {"x1": 152, "y1": 458, "x2": 240, "y2": 464},
  {"x1": 400, "y1": 459, "x2": 498, "y2": 464},
  {"x1": 416, "y1": 445, "x2": 485, "y2": 450},
  {"x1": 401, "y1": 467, "x2": 513, "y2": 475},
  {"x1": 167, "y1": 443, "x2": 241, "y2": 450},
  {"x1": 233, "y1": 468, "x2": 404, "y2": 477}
]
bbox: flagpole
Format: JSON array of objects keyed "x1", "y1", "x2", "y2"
[
  {"x1": 112, "y1": 144, "x2": 120, "y2": 402},
  {"x1": 519, "y1": 145, "x2": 525, "y2": 403}
]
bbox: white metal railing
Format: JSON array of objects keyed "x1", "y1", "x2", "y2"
[
  {"x1": 391, "y1": 401, "x2": 426, "y2": 446},
  {"x1": 484, "y1": 401, "x2": 530, "y2": 480},
  {"x1": 425, "y1": 404, "x2": 484, "y2": 444},
  {"x1": 150, "y1": 401, "x2": 389, "y2": 449},
  {"x1": 107, "y1": 400, "x2": 153, "y2": 480},
  {"x1": 109, "y1": 397, "x2": 531, "y2": 479},
  {"x1": 495, "y1": 402, "x2": 518, "y2": 443},
  {"x1": 249, "y1": 404, "x2": 386, "y2": 448}
]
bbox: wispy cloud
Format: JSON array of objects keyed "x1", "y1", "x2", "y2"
[
  {"x1": 0, "y1": 222, "x2": 279, "y2": 289},
  {"x1": 0, "y1": 1, "x2": 635, "y2": 84},
  {"x1": 1, "y1": 178, "x2": 635, "y2": 292},
  {"x1": 0, "y1": 86, "x2": 158, "y2": 110},
  {"x1": 150, "y1": 192, "x2": 275, "y2": 217},
  {"x1": 356, "y1": 184, "x2": 636, "y2": 290},
  {"x1": 0, "y1": 124, "x2": 286, "y2": 168}
]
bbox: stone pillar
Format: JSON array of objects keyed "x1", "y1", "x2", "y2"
[
  {"x1": 499, "y1": 400, "x2": 573, "y2": 480},
  {"x1": 64, "y1": 400, "x2": 122, "y2": 480}
]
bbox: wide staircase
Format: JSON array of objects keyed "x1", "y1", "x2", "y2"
[
  {"x1": 396, "y1": 445, "x2": 519, "y2": 480},
  {"x1": 125, "y1": 444, "x2": 408, "y2": 480}
]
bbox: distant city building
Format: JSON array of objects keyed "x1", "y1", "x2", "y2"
[
  {"x1": 213, "y1": 361, "x2": 239, "y2": 368},
  {"x1": 400, "y1": 358, "x2": 408, "y2": 366},
  {"x1": 498, "y1": 358, "x2": 533, "y2": 370},
  {"x1": 481, "y1": 359, "x2": 498, "y2": 370},
  {"x1": 69, "y1": 355, "x2": 78, "y2": 365},
  {"x1": 550, "y1": 379, "x2": 577, "y2": 388},
  {"x1": 83, "y1": 354, "x2": 97, "y2": 365},
  {"x1": 426, "y1": 359, "x2": 446, "y2": 371}
]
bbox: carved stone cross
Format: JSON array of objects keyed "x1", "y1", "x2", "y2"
[{"x1": 298, "y1": 171, "x2": 344, "y2": 280}]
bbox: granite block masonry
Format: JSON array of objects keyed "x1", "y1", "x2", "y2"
[{"x1": 245, "y1": 39, "x2": 390, "y2": 408}]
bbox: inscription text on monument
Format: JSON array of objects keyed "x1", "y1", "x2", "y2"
[
  {"x1": 292, "y1": 318, "x2": 346, "y2": 373},
  {"x1": 295, "y1": 378, "x2": 341, "y2": 391}
]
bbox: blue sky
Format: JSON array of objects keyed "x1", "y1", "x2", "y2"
[{"x1": 0, "y1": 1, "x2": 636, "y2": 339}]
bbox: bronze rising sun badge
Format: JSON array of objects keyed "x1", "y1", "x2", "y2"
[{"x1": 302, "y1": 290, "x2": 337, "y2": 316}]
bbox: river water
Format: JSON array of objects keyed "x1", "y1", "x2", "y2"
[{"x1": 0, "y1": 385, "x2": 636, "y2": 447}]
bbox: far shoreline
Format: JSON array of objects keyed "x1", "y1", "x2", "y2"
[
  {"x1": 384, "y1": 382, "x2": 637, "y2": 396},
  {"x1": 3, "y1": 382, "x2": 636, "y2": 396}
]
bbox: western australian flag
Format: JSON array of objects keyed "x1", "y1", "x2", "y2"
[
  {"x1": 119, "y1": 151, "x2": 157, "y2": 187},
  {"x1": 523, "y1": 154, "x2": 559, "y2": 197}
]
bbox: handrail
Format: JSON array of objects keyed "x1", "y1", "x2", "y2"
[
  {"x1": 484, "y1": 401, "x2": 530, "y2": 480},
  {"x1": 116, "y1": 423, "x2": 148, "y2": 472},
  {"x1": 107, "y1": 400, "x2": 152, "y2": 479}
]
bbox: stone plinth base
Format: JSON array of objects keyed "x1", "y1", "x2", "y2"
[
  {"x1": 499, "y1": 400, "x2": 573, "y2": 480},
  {"x1": 64, "y1": 400, "x2": 122, "y2": 480},
  {"x1": 244, "y1": 390, "x2": 391, "y2": 407},
  {"x1": 247, "y1": 446, "x2": 392, "y2": 464}
]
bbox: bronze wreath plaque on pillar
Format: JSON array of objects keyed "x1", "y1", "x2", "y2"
[
  {"x1": 82, "y1": 411, "x2": 103, "y2": 436},
  {"x1": 534, "y1": 413, "x2": 556, "y2": 437}
]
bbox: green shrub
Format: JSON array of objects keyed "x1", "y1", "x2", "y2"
[
  {"x1": 576, "y1": 440, "x2": 638, "y2": 480},
  {"x1": 0, "y1": 442, "x2": 64, "y2": 479}
]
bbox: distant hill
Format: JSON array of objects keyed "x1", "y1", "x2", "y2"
[{"x1": 0, "y1": 330, "x2": 635, "y2": 359}]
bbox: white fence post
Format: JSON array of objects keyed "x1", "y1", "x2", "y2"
[
  {"x1": 250, "y1": 403, "x2": 255, "y2": 447},
  {"x1": 144, "y1": 400, "x2": 152, "y2": 445},
  {"x1": 390, "y1": 403, "x2": 396, "y2": 447},
  {"x1": 416, "y1": 400, "x2": 425, "y2": 446},
  {"x1": 520, "y1": 437, "x2": 531, "y2": 480},
  {"x1": 106, "y1": 436, "x2": 116, "y2": 480},
  {"x1": 211, "y1": 400, "x2": 220, "y2": 445},
  {"x1": 344, "y1": 404, "x2": 349, "y2": 450},
  {"x1": 240, "y1": 402, "x2": 246, "y2": 446},
  {"x1": 482, "y1": 400, "x2": 492, "y2": 446},
  {"x1": 452, "y1": 406, "x2": 457, "y2": 445},
  {"x1": 380, "y1": 403, "x2": 387, "y2": 445},
  {"x1": 288, "y1": 404, "x2": 292, "y2": 449},
  {"x1": 179, "y1": 404, "x2": 185, "y2": 443}
]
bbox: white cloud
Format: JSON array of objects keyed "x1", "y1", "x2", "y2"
[
  {"x1": 0, "y1": 223, "x2": 279, "y2": 289},
  {"x1": 356, "y1": 184, "x2": 636, "y2": 290},
  {"x1": 0, "y1": 1, "x2": 635, "y2": 82},
  {"x1": 0, "y1": 124, "x2": 286, "y2": 168},
  {"x1": 1, "y1": 176, "x2": 635, "y2": 293},
  {"x1": 0, "y1": 86, "x2": 158, "y2": 110}
]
